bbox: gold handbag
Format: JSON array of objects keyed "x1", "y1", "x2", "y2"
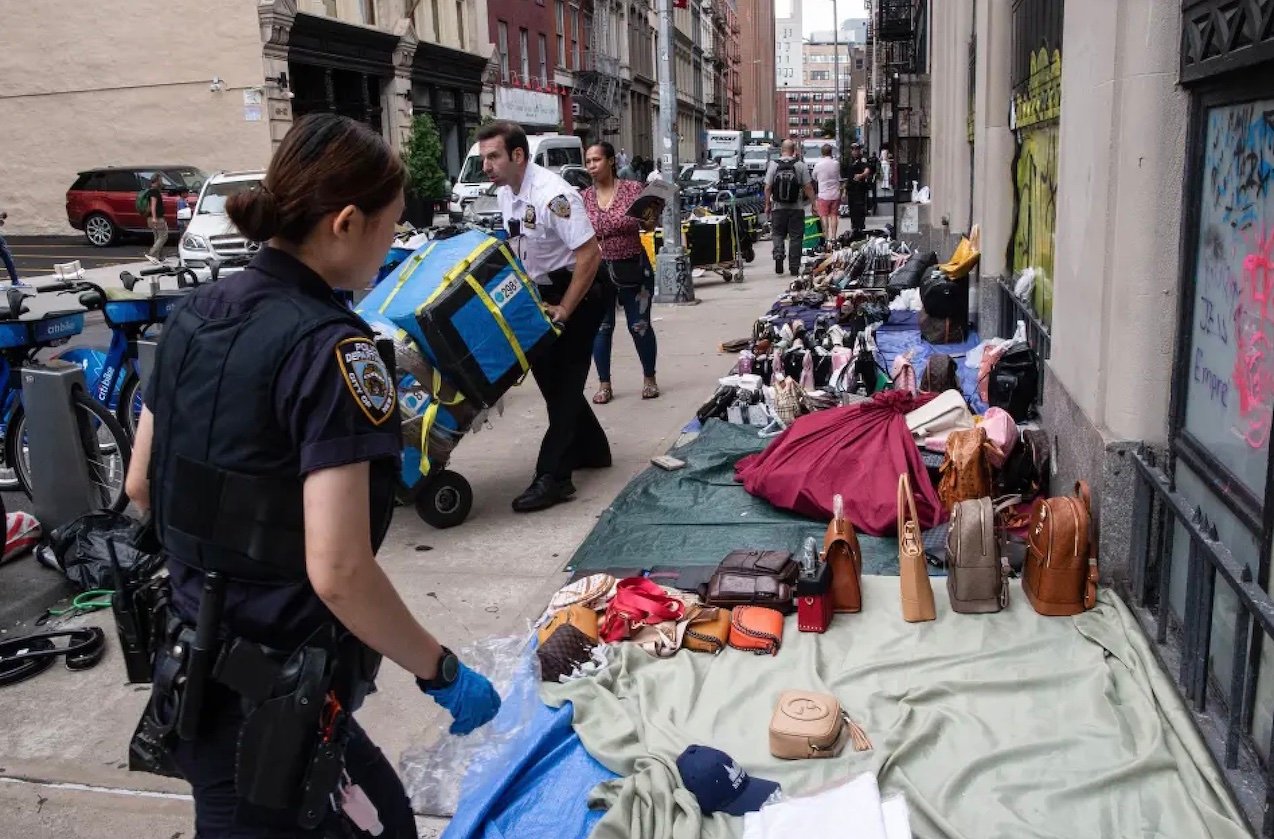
[
  {"x1": 768, "y1": 690, "x2": 872, "y2": 759},
  {"x1": 898, "y1": 473, "x2": 937, "y2": 622}
]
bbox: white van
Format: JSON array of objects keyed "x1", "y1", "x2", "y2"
[{"x1": 449, "y1": 134, "x2": 584, "y2": 221}]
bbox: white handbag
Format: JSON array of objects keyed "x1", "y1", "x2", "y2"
[{"x1": 905, "y1": 389, "x2": 973, "y2": 441}]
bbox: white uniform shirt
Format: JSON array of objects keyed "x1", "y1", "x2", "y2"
[{"x1": 497, "y1": 162, "x2": 595, "y2": 284}]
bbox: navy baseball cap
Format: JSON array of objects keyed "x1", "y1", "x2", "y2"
[{"x1": 676, "y1": 745, "x2": 781, "y2": 816}]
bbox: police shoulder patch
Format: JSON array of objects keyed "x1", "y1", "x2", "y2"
[
  {"x1": 548, "y1": 194, "x2": 572, "y2": 218},
  {"x1": 334, "y1": 337, "x2": 396, "y2": 426}
]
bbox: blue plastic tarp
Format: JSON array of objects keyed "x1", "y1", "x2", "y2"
[
  {"x1": 876, "y1": 313, "x2": 986, "y2": 413},
  {"x1": 443, "y1": 688, "x2": 615, "y2": 839}
]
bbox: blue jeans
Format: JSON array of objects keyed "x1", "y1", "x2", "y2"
[
  {"x1": 0, "y1": 234, "x2": 18, "y2": 284},
  {"x1": 593, "y1": 259, "x2": 658, "y2": 381}
]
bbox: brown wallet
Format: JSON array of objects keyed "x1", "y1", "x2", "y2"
[
  {"x1": 683, "y1": 606, "x2": 732, "y2": 654},
  {"x1": 537, "y1": 604, "x2": 599, "y2": 646},
  {"x1": 717, "y1": 549, "x2": 799, "y2": 584},
  {"x1": 704, "y1": 572, "x2": 796, "y2": 614},
  {"x1": 727, "y1": 605, "x2": 785, "y2": 655}
]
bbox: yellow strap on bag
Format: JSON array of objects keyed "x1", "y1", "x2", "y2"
[
  {"x1": 420, "y1": 238, "x2": 494, "y2": 311},
  {"x1": 496, "y1": 243, "x2": 562, "y2": 339},
  {"x1": 464, "y1": 275, "x2": 529, "y2": 372},
  {"x1": 377, "y1": 241, "x2": 439, "y2": 314},
  {"x1": 418, "y1": 400, "x2": 440, "y2": 477}
]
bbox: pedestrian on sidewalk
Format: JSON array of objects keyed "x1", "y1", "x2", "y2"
[
  {"x1": 125, "y1": 113, "x2": 500, "y2": 837},
  {"x1": 0, "y1": 211, "x2": 20, "y2": 286},
  {"x1": 617, "y1": 147, "x2": 631, "y2": 171},
  {"x1": 479, "y1": 120, "x2": 610, "y2": 513},
  {"x1": 842, "y1": 142, "x2": 874, "y2": 240},
  {"x1": 143, "y1": 173, "x2": 168, "y2": 264},
  {"x1": 764, "y1": 139, "x2": 817, "y2": 276},
  {"x1": 582, "y1": 141, "x2": 661, "y2": 405},
  {"x1": 811, "y1": 143, "x2": 843, "y2": 243}
]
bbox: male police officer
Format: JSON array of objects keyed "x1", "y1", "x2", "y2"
[{"x1": 477, "y1": 121, "x2": 608, "y2": 512}]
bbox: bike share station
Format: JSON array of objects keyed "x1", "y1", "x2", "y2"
[{"x1": 0, "y1": 262, "x2": 195, "y2": 687}]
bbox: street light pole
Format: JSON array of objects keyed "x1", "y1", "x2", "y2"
[
  {"x1": 832, "y1": 0, "x2": 841, "y2": 158},
  {"x1": 653, "y1": 0, "x2": 693, "y2": 303}
]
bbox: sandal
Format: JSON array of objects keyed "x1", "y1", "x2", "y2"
[
  {"x1": 642, "y1": 383, "x2": 660, "y2": 400},
  {"x1": 593, "y1": 384, "x2": 613, "y2": 404}
]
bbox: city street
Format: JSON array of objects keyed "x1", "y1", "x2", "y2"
[
  {"x1": 2, "y1": 236, "x2": 164, "y2": 279},
  {"x1": 0, "y1": 238, "x2": 789, "y2": 837}
]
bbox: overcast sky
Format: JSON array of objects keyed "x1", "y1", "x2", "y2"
[{"x1": 776, "y1": 0, "x2": 869, "y2": 37}]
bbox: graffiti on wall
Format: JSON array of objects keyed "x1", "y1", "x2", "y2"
[
  {"x1": 1008, "y1": 48, "x2": 1062, "y2": 326},
  {"x1": 1184, "y1": 100, "x2": 1274, "y2": 495}
]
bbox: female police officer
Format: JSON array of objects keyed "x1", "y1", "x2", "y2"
[{"x1": 124, "y1": 113, "x2": 500, "y2": 837}]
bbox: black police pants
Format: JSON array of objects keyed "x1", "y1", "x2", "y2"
[
  {"x1": 532, "y1": 272, "x2": 610, "y2": 481},
  {"x1": 172, "y1": 691, "x2": 416, "y2": 838},
  {"x1": 770, "y1": 207, "x2": 804, "y2": 273}
]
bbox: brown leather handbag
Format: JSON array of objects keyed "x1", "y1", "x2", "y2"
[
  {"x1": 683, "y1": 606, "x2": 732, "y2": 654},
  {"x1": 938, "y1": 427, "x2": 994, "y2": 510},
  {"x1": 727, "y1": 605, "x2": 785, "y2": 655},
  {"x1": 537, "y1": 604, "x2": 600, "y2": 645},
  {"x1": 703, "y1": 571, "x2": 796, "y2": 614},
  {"x1": 824, "y1": 494, "x2": 863, "y2": 613},
  {"x1": 768, "y1": 690, "x2": 873, "y2": 759},
  {"x1": 717, "y1": 549, "x2": 799, "y2": 584},
  {"x1": 898, "y1": 473, "x2": 937, "y2": 622},
  {"x1": 1022, "y1": 480, "x2": 1099, "y2": 616}
]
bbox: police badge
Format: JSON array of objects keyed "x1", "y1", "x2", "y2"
[
  {"x1": 523, "y1": 205, "x2": 537, "y2": 229},
  {"x1": 548, "y1": 195, "x2": 572, "y2": 218},
  {"x1": 335, "y1": 337, "x2": 396, "y2": 426}
]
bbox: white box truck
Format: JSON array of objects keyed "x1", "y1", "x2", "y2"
[{"x1": 705, "y1": 130, "x2": 745, "y2": 166}]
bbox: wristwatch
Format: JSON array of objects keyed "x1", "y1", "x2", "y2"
[{"x1": 417, "y1": 647, "x2": 460, "y2": 692}]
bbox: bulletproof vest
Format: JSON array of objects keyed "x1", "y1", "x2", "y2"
[{"x1": 149, "y1": 281, "x2": 392, "y2": 585}]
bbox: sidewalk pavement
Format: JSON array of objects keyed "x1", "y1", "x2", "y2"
[{"x1": 0, "y1": 240, "x2": 792, "y2": 837}]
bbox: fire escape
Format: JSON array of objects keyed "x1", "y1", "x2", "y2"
[
  {"x1": 864, "y1": 0, "x2": 918, "y2": 107},
  {"x1": 705, "y1": 0, "x2": 729, "y2": 127},
  {"x1": 573, "y1": 0, "x2": 623, "y2": 131}
]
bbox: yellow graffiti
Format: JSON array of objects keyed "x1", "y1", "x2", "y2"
[
  {"x1": 1013, "y1": 48, "x2": 1062, "y2": 130},
  {"x1": 1010, "y1": 49, "x2": 1061, "y2": 325},
  {"x1": 1011, "y1": 125, "x2": 1058, "y2": 324}
]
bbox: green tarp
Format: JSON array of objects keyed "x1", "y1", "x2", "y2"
[
  {"x1": 542, "y1": 578, "x2": 1251, "y2": 839},
  {"x1": 568, "y1": 420, "x2": 930, "y2": 575}
]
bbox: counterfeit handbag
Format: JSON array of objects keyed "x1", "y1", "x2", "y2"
[{"x1": 796, "y1": 561, "x2": 833, "y2": 633}]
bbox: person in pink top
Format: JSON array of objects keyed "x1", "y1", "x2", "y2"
[
  {"x1": 582, "y1": 142, "x2": 663, "y2": 404},
  {"x1": 811, "y1": 143, "x2": 844, "y2": 243}
]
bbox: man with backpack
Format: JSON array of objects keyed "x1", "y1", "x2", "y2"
[
  {"x1": 138, "y1": 173, "x2": 168, "y2": 264},
  {"x1": 764, "y1": 139, "x2": 816, "y2": 276}
]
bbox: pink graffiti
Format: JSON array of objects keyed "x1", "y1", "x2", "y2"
[{"x1": 1233, "y1": 229, "x2": 1274, "y2": 449}]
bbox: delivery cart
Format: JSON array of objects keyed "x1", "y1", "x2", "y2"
[{"x1": 358, "y1": 230, "x2": 559, "y2": 528}]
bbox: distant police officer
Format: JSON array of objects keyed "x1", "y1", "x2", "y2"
[
  {"x1": 125, "y1": 114, "x2": 500, "y2": 838},
  {"x1": 477, "y1": 120, "x2": 609, "y2": 512}
]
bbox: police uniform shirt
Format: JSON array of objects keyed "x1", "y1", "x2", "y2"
[
  {"x1": 497, "y1": 161, "x2": 595, "y2": 283},
  {"x1": 149, "y1": 248, "x2": 401, "y2": 648}
]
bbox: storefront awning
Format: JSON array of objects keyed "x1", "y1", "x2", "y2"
[
  {"x1": 289, "y1": 12, "x2": 398, "y2": 76},
  {"x1": 411, "y1": 41, "x2": 488, "y2": 92}
]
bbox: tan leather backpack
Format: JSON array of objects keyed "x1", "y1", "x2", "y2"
[
  {"x1": 1022, "y1": 481, "x2": 1099, "y2": 616},
  {"x1": 946, "y1": 497, "x2": 1011, "y2": 614},
  {"x1": 938, "y1": 427, "x2": 993, "y2": 510}
]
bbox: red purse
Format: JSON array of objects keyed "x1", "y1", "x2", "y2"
[
  {"x1": 599, "y1": 577, "x2": 686, "y2": 642},
  {"x1": 797, "y1": 561, "x2": 833, "y2": 633}
]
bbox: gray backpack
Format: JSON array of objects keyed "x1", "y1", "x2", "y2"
[{"x1": 946, "y1": 497, "x2": 1011, "y2": 613}]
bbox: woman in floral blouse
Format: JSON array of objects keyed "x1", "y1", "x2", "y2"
[{"x1": 583, "y1": 142, "x2": 662, "y2": 403}]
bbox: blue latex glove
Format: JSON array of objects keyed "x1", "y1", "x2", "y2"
[{"x1": 420, "y1": 662, "x2": 501, "y2": 735}]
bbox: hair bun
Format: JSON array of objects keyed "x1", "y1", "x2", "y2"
[{"x1": 226, "y1": 184, "x2": 281, "y2": 243}]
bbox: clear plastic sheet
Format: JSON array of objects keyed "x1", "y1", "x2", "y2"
[{"x1": 399, "y1": 629, "x2": 540, "y2": 817}]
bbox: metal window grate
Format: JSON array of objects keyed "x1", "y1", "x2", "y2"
[{"x1": 1127, "y1": 449, "x2": 1274, "y2": 836}]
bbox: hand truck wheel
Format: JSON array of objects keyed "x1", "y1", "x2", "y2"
[{"x1": 414, "y1": 469, "x2": 473, "y2": 529}]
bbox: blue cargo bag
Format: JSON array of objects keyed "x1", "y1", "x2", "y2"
[
  {"x1": 357, "y1": 231, "x2": 558, "y2": 408},
  {"x1": 362, "y1": 311, "x2": 480, "y2": 488}
]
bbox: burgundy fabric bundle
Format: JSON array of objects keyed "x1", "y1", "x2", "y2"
[{"x1": 735, "y1": 390, "x2": 947, "y2": 536}]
